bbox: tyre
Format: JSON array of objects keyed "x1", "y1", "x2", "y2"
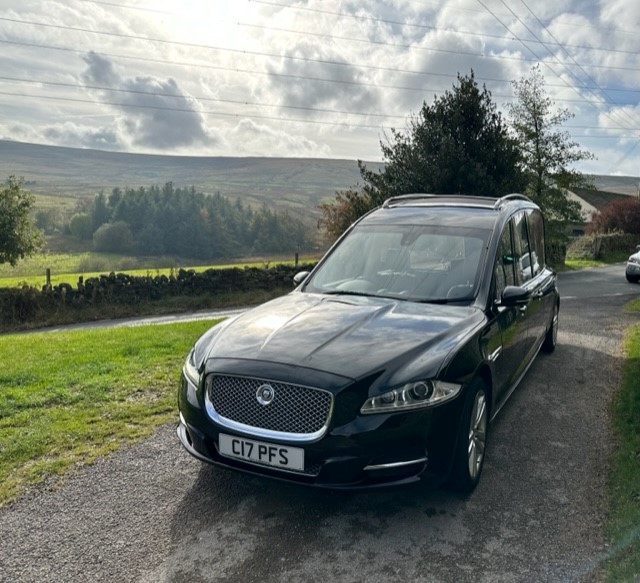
[
  {"x1": 448, "y1": 378, "x2": 488, "y2": 493},
  {"x1": 541, "y1": 302, "x2": 559, "y2": 353}
]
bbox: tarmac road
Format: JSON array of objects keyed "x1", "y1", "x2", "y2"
[{"x1": 1, "y1": 265, "x2": 639, "y2": 583}]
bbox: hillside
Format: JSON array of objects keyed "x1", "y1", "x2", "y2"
[
  {"x1": 0, "y1": 140, "x2": 381, "y2": 219},
  {"x1": 1, "y1": 140, "x2": 636, "y2": 218}
]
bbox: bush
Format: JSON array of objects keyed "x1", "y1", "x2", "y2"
[
  {"x1": 588, "y1": 198, "x2": 640, "y2": 235},
  {"x1": 68, "y1": 213, "x2": 94, "y2": 240},
  {"x1": 93, "y1": 222, "x2": 135, "y2": 253}
]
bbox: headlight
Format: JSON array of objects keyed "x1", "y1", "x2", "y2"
[
  {"x1": 183, "y1": 348, "x2": 200, "y2": 387},
  {"x1": 629, "y1": 256, "x2": 640, "y2": 264},
  {"x1": 360, "y1": 380, "x2": 462, "y2": 414}
]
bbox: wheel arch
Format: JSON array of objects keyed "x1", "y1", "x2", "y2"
[{"x1": 474, "y1": 363, "x2": 493, "y2": 420}]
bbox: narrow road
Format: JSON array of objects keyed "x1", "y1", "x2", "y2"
[{"x1": 1, "y1": 265, "x2": 639, "y2": 582}]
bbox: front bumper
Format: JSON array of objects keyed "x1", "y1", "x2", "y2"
[
  {"x1": 177, "y1": 372, "x2": 463, "y2": 489},
  {"x1": 626, "y1": 262, "x2": 640, "y2": 275}
]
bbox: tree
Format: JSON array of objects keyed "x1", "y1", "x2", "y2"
[
  {"x1": 69, "y1": 213, "x2": 94, "y2": 240},
  {"x1": 91, "y1": 191, "x2": 111, "y2": 232},
  {"x1": 320, "y1": 71, "x2": 526, "y2": 241},
  {"x1": 93, "y1": 221, "x2": 135, "y2": 253},
  {"x1": 35, "y1": 208, "x2": 60, "y2": 235},
  {"x1": 507, "y1": 65, "x2": 594, "y2": 241},
  {"x1": 0, "y1": 176, "x2": 43, "y2": 266}
]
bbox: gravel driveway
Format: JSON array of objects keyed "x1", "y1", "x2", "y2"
[{"x1": 1, "y1": 267, "x2": 638, "y2": 583}]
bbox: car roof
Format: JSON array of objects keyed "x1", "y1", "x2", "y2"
[
  {"x1": 382, "y1": 193, "x2": 533, "y2": 210},
  {"x1": 358, "y1": 193, "x2": 537, "y2": 230}
]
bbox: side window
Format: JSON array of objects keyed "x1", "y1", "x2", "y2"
[
  {"x1": 512, "y1": 211, "x2": 532, "y2": 284},
  {"x1": 494, "y1": 222, "x2": 516, "y2": 299},
  {"x1": 526, "y1": 209, "x2": 545, "y2": 275}
]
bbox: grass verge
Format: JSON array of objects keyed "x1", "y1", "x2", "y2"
[
  {"x1": 0, "y1": 319, "x2": 220, "y2": 507},
  {"x1": 604, "y1": 298, "x2": 640, "y2": 580},
  {"x1": 564, "y1": 251, "x2": 631, "y2": 270}
]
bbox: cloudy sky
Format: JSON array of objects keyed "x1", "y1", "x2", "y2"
[{"x1": 0, "y1": 0, "x2": 639, "y2": 175}]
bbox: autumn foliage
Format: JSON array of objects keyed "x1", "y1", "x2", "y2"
[{"x1": 588, "y1": 198, "x2": 640, "y2": 235}]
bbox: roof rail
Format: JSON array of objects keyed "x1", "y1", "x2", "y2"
[
  {"x1": 382, "y1": 193, "x2": 534, "y2": 210},
  {"x1": 382, "y1": 194, "x2": 440, "y2": 208},
  {"x1": 494, "y1": 193, "x2": 532, "y2": 209}
]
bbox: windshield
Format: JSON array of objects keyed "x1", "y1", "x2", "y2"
[{"x1": 306, "y1": 224, "x2": 490, "y2": 302}]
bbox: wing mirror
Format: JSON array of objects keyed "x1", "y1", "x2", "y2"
[
  {"x1": 293, "y1": 271, "x2": 310, "y2": 286},
  {"x1": 499, "y1": 285, "x2": 531, "y2": 307}
]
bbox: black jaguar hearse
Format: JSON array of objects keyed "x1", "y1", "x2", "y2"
[{"x1": 177, "y1": 194, "x2": 559, "y2": 492}]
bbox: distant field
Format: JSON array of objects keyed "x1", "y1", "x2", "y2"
[
  {"x1": 0, "y1": 252, "x2": 318, "y2": 288},
  {"x1": 32, "y1": 192, "x2": 78, "y2": 210}
]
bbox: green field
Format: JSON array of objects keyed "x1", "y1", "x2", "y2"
[
  {"x1": 32, "y1": 192, "x2": 78, "y2": 210},
  {"x1": 0, "y1": 319, "x2": 220, "y2": 506}
]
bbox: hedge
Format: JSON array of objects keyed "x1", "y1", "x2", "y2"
[
  {"x1": 0, "y1": 263, "x2": 316, "y2": 327},
  {"x1": 566, "y1": 233, "x2": 638, "y2": 261}
]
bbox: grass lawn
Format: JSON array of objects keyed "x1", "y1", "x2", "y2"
[
  {"x1": 0, "y1": 319, "x2": 220, "y2": 506},
  {"x1": 604, "y1": 297, "x2": 640, "y2": 580}
]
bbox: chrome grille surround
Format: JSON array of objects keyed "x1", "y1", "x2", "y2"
[{"x1": 204, "y1": 374, "x2": 334, "y2": 443}]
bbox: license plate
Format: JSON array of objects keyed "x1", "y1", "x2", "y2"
[{"x1": 218, "y1": 433, "x2": 304, "y2": 471}]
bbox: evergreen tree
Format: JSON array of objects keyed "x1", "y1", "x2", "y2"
[
  {"x1": 320, "y1": 71, "x2": 526, "y2": 242},
  {"x1": 507, "y1": 65, "x2": 594, "y2": 242}
]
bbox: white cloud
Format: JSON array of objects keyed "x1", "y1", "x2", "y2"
[
  {"x1": 0, "y1": 0, "x2": 638, "y2": 174},
  {"x1": 225, "y1": 118, "x2": 333, "y2": 158},
  {"x1": 81, "y1": 51, "x2": 215, "y2": 150}
]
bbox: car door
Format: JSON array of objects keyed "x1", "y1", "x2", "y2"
[
  {"x1": 521, "y1": 208, "x2": 556, "y2": 359},
  {"x1": 489, "y1": 217, "x2": 532, "y2": 405}
]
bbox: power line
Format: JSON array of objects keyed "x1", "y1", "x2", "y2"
[
  {"x1": 238, "y1": 22, "x2": 534, "y2": 64},
  {"x1": 0, "y1": 90, "x2": 390, "y2": 130},
  {"x1": 1, "y1": 29, "x2": 638, "y2": 108},
  {"x1": 77, "y1": 0, "x2": 172, "y2": 15},
  {"x1": 3, "y1": 14, "x2": 639, "y2": 80},
  {"x1": 82, "y1": 0, "x2": 640, "y2": 40},
  {"x1": 505, "y1": 0, "x2": 640, "y2": 131},
  {"x1": 0, "y1": 76, "x2": 406, "y2": 120},
  {"x1": 476, "y1": 0, "x2": 640, "y2": 135},
  {"x1": 0, "y1": 88, "x2": 636, "y2": 136},
  {"x1": 247, "y1": 0, "x2": 640, "y2": 58}
]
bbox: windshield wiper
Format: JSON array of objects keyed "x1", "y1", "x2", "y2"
[
  {"x1": 415, "y1": 298, "x2": 451, "y2": 304},
  {"x1": 322, "y1": 290, "x2": 417, "y2": 302},
  {"x1": 322, "y1": 290, "x2": 381, "y2": 298}
]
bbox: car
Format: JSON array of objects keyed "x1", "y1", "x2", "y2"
[
  {"x1": 177, "y1": 194, "x2": 560, "y2": 492},
  {"x1": 626, "y1": 245, "x2": 640, "y2": 283}
]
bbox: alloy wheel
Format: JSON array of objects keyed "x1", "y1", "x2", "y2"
[{"x1": 467, "y1": 390, "x2": 487, "y2": 480}]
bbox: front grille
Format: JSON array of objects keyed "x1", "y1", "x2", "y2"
[{"x1": 206, "y1": 374, "x2": 333, "y2": 437}]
